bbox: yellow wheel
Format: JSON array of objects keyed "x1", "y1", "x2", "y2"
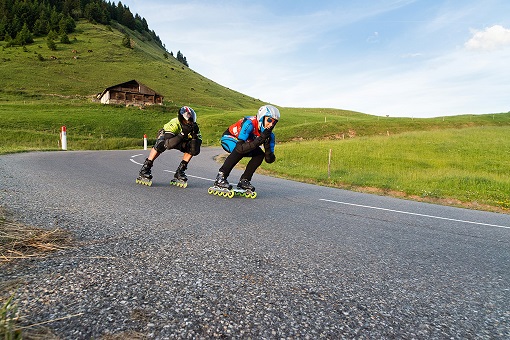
[
  {"x1": 250, "y1": 192, "x2": 257, "y2": 199},
  {"x1": 227, "y1": 191, "x2": 235, "y2": 198},
  {"x1": 208, "y1": 188, "x2": 213, "y2": 194}
]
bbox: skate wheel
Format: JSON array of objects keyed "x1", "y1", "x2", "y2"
[
  {"x1": 208, "y1": 188, "x2": 213, "y2": 195},
  {"x1": 250, "y1": 192, "x2": 257, "y2": 199},
  {"x1": 227, "y1": 191, "x2": 234, "y2": 198}
]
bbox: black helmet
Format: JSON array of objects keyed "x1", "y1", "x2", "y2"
[{"x1": 178, "y1": 106, "x2": 196, "y2": 124}]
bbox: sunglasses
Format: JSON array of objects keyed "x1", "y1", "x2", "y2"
[{"x1": 265, "y1": 117, "x2": 278, "y2": 124}]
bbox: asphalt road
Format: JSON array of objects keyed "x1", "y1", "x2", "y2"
[{"x1": 1, "y1": 148, "x2": 509, "y2": 339}]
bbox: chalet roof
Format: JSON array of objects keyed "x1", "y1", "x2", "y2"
[{"x1": 98, "y1": 79, "x2": 162, "y2": 99}]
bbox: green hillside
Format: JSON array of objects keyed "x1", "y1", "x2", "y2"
[{"x1": 0, "y1": 20, "x2": 263, "y2": 110}]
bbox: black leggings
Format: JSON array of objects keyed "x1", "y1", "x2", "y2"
[{"x1": 219, "y1": 147, "x2": 264, "y2": 181}]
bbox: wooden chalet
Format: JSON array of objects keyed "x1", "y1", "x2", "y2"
[{"x1": 97, "y1": 80, "x2": 163, "y2": 106}]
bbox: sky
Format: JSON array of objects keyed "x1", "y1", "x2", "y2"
[{"x1": 125, "y1": 0, "x2": 510, "y2": 118}]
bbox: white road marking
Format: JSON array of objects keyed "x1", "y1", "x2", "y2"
[
  {"x1": 130, "y1": 154, "x2": 214, "y2": 182},
  {"x1": 319, "y1": 199, "x2": 509, "y2": 229},
  {"x1": 163, "y1": 170, "x2": 214, "y2": 182}
]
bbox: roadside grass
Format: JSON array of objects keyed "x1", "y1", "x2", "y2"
[
  {"x1": 260, "y1": 126, "x2": 510, "y2": 211},
  {"x1": 0, "y1": 208, "x2": 73, "y2": 339}
]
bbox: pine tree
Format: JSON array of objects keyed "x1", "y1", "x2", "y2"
[{"x1": 15, "y1": 22, "x2": 33, "y2": 45}]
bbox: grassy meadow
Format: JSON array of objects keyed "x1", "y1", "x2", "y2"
[
  {"x1": 260, "y1": 126, "x2": 510, "y2": 210},
  {"x1": 1, "y1": 20, "x2": 510, "y2": 213}
]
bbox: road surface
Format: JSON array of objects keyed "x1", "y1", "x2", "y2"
[{"x1": 1, "y1": 148, "x2": 509, "y2": 339}]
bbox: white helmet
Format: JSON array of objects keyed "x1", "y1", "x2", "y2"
[{"x1": 256, "y1": 105, "x2": 280, "y2": 131}]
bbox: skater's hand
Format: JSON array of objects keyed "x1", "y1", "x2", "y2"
[
  {"x1": 265, "y1": 152, "x2": 276, "y2": 163},
  {"x1": 192, "y1": 122, "x2": 200, "y2": 134},
  {"x1": 180, "y1": 123, "x2": 193, "y2": 136},
  {"x1": 260, "y1": 128, "x2": 272, "y2": 140}
]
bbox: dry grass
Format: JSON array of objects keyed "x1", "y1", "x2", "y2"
[
  {"x1": 0, "y1": 207, "x2": 75, "y2": 339},
  {"x1": 0, "y1": 208, "x2": 74, "y2": 263}
]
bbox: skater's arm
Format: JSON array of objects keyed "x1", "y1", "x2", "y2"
[{"x1": 234, "y1": 129, "x2": 272, "y2": 154}]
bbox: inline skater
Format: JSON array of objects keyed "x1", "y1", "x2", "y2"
[
  {"x1": 212, "y1": 104, "x2": 279, "y2": 193},
  {"x1": 137, "y1": 106, "x2": 202, "y2": 186}
]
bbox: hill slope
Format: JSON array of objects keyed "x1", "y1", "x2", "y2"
[{"x1": 0, "y1": 20, "x2": 263, "y2": 110}]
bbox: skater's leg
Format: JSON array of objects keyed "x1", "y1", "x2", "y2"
[
  {"x1": 215, "y1": 150, "x2": 242, "y2": 189},
  {"x1": 219, "y1": 150, "x2": 243, "y2": 178},
  {"x1": 147, "y1": 148, "x2": 160, "y2": 161},
  {"x1": 182, "y1": 153, "x2": 192, "y2": 163},
  {"x1": 240, "y1": 148, "x2": 264, "y2": 181},
  {"x1": 174, "y1": 154, "x2": 191, "y2": 181}
]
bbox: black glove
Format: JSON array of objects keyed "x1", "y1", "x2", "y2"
[
  {"x1": 265, "y1": 152, "x2": 276, "y2": 163},
  {"x1": 260, "y1": 128, "x2": 272, "y2": 140},
  {"x1": 180, "y1": 123, "x2": 193, "y2": 136},
  {"x1": 157, "y1": 128, "x2": 165, "y2": 138},
  {"x1": 192, "y1": 122, "x2": 200, "y2": 134}
]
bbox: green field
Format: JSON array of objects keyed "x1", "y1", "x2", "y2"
[{"x1": 1, "y1": 20, "x2": 510, "y2": 213}]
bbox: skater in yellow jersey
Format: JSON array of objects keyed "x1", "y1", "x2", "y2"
[{"x1": 137, "y1": 106, "x2": 202, "y2": 187}]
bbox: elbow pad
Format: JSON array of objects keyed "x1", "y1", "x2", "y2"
[{"x1": 234, "y1": 138, "x2": 263, "y2": 154}]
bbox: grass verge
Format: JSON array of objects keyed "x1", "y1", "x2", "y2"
[{"x1": 0, "y1": 207, "x2": 73, "y2": 339}]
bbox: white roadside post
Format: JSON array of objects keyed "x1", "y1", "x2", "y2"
[
  {"x1": 60, "y1": 126, "x2": 67, "y2": 150},
  {"x1": 143, "y1": 134, "x2": 147, "y2": 150}
]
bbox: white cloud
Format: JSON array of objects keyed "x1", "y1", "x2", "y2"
[{"x1": 465, "y1": 25, "x2": 510, "y2": 51}]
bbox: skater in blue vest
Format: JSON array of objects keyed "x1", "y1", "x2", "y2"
[
  {"x1": 214, "y1": 105, "x2": 280, "y2": 191},
  {"x1": 137, "y1": 106, "x2": 201, "y2": 186}
]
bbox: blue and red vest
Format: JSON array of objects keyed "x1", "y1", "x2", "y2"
[{"x1": 228, "y1": 116, "x2": 260, "y2": 141}]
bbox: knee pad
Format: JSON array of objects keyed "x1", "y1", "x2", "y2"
[
  {"x1": 189, "y1": 139, "x2": 202, "y2": 156},
  {"x1": 154, "y1": 135, "x2": 166, "y2": 153}
]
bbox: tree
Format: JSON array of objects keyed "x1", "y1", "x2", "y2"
[
  {"x1": 60, "y1": 32, "x2": 70, "y2": 44},
  {"x1": 15, "y1": 22, "x2": 33, "y2": 45},
  {"x1": 47, "y1": 36, "x2": 57, "y2": 51},
  {"x1": 176, "y1": 50, "x2": 189, "y2": 67},
  {"x1": 122, "y1": 33, "x2": 131, "y2": 48}
]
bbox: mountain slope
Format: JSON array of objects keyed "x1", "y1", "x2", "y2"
[{"x1": 0, "y1": 20, "x2": 263, "y2": 110}]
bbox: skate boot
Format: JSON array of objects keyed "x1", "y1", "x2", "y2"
[
  {"x1": 214, "y1": 172, "x2": 231, "y2": 189},
  {"x1": 170, "y1": 162, "x2": 188, "y2": 188},
  {"x1": 237, "y1": 178, "x2": 255, "y2": 191},
  {"x1": 136, "y1": 158, "x2": 153, "y2": 186},
  {"x1": 208, "y1": 172, "x2": 234, "y2": 198},
  {"x1": 234, "y1": 178, "x2": 257, "y2": 198}
]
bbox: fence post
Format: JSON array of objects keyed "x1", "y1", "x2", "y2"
[
  {"x1": 60, "y1": 126, "x2": 67, "y2": 150},
  {"x1": 328, "y1": 149, "x2": 332, "y2": 178}
]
